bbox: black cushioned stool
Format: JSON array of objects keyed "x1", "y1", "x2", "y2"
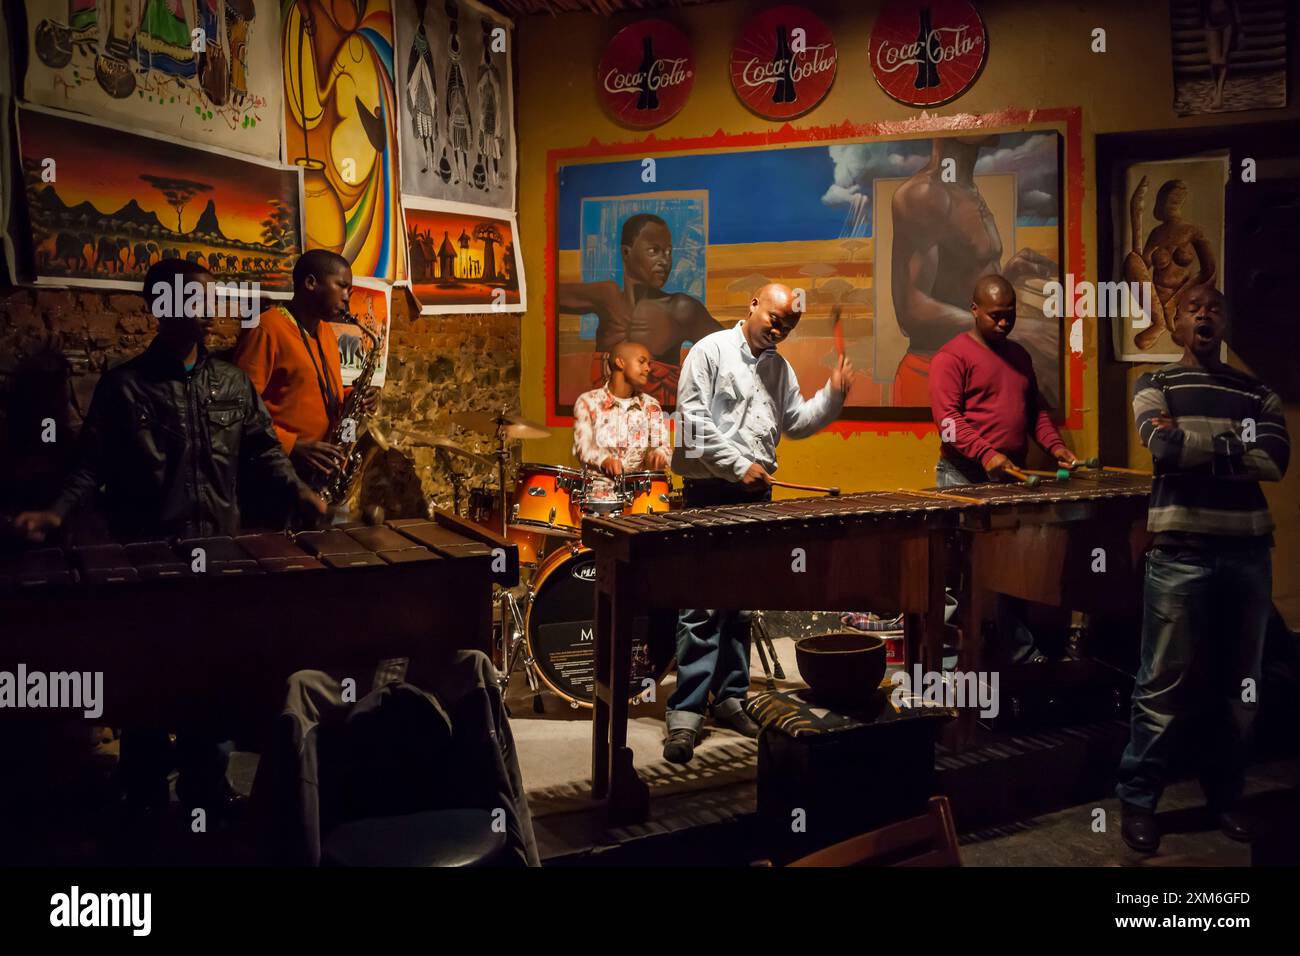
[{"x1": 321, "y1": 809, "x2": 510, "y2": 867}]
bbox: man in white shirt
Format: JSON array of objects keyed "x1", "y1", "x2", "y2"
[{"x1": 664, "y1": 283, "x2": 853, "y2": 763}]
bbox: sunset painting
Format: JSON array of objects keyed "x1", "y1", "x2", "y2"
[
  {"x1": 404, "y1": 199, "x2": 525, "y2": 314},
  {"x1": 16, "y1": 105, "x2": 303, "y2": 294}
]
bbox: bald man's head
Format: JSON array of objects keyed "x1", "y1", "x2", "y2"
[
  {"x1": 608, "y1": 339, "x2": 653, "y2": 391},
  {"x1": 744, "y1": 283, "x2": 801, "y2": 354},
  {"x1": 970, "y1": 274, "x2": 1017, "y2": 347}
]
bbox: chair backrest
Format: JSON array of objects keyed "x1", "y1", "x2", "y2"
[{"x1": 786, "y1": 796, "x2": 961, "y2": 867}]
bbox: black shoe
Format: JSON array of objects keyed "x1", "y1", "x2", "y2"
[
  {"x1": 1213, "y1": 806, "x2": 1255, "y2": 843},
  {"x1": 712, "y1": 705, "x2": 761, "y2": 739},
  {"x1": 1121, "y1": 802, "x2": 1160, "y2": 854},
  {"x1": 663, "y1": 728, "x2": 698, "y2": 765}
]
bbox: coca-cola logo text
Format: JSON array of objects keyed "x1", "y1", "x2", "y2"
[
  {"x1": 738, "y1": 43, "x2": 835, "y2": 89},
  {"x1": 875, "y1": 25, "x2": 982, "y2": 74},
  {"x1": 603, "y1": 58, "x2": 692, "y2": 96}
]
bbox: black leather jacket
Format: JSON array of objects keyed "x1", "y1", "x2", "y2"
[{"x1": 52, "y1": 338, "x2": 304, "y2": 541}]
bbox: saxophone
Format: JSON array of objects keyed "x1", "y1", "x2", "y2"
[{"x1": 317, "y1": 319, "x2": 383, "y2": 506}]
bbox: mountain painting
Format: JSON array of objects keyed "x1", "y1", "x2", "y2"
[{"x1": 15, "y1": 105, "x2": 303, "y2": 294}]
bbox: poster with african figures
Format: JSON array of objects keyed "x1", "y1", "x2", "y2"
[
  {"x1": 404, "y1": 197, "x2": 524, "y2": 314},
  {"x1": 22, "y1": 0, "x2": 284, "y2": 161},
  {"x1": 395, "y1": 0, "x2": 516, "y2": 211},
  {"x1": 281, "y1": 0, "x2": 407, "y2": 282},
  {"x1": 15, "y1": 104, "x2": 303, "y2": 295}
]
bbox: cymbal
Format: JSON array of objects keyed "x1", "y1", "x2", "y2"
[
  {"x1": 391, "y1": 429, "x2": 493, "y2": 468},
  {"x1": 451, "y1": 410, "x2": 551, "y2": 441}
]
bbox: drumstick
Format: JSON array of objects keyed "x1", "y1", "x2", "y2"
[{"x1": 769, "y1": 479, "x2": 840, "y2": 496}]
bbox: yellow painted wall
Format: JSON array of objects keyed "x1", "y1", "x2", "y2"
[{"x1": 516, "y1": 0, "x2": 1300, "y2": 620}]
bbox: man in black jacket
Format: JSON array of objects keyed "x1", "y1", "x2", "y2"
[
  {"x1": 16, "y1": 260, "x2": 323, "y2": 543},
  {"x1": 15, "y1": 259, "x2": 326, "y2": 816}
]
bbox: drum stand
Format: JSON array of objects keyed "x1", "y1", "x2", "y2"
[
  {"x1": 495, "y1": 587, "x2": 547, "y2": 714},
  {"x1": 751, "y1": 611, "x2": 786, "y2": 690}
]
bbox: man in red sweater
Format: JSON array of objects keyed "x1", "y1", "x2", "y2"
[{"x1": 930, "y1": 274, "x2": 1078, "y2": 662}]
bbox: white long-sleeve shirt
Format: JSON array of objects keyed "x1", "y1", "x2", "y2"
[{"x1": 671, "y1": 322, "x2": 843, "y2": 482}]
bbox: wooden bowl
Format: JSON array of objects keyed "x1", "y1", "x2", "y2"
[{"x1": 795, "y1": 632, "x2": 888, "y2": 707}]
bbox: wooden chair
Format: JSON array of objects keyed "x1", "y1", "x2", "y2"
[{"x1": 756, "y1": 796, "x2": 962, "y2": 867}]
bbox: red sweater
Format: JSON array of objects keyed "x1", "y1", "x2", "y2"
[{"x1": 929, "y1": 332, "x2": 1066, "y2": 469}]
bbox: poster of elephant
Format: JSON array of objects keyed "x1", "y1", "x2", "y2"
[
  {"x1": 22, "y1": 0, "x2": 284, "y2": 161},
  {"x1": 394, "y1": 0, "x2": 516, "y2": 212},
  {"x1": 14, "y1": 104, "x2": 303, "y2": 294},
  {"x1": 327, "y1": 276, "x2": 391, "y2": 388}
]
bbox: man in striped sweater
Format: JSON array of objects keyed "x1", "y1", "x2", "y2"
[{"x1": 1117, "y1": 283, "x2": 1290, "y2": 854}]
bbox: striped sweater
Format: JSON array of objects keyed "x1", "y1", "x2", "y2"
[{"x1": 1134, "y1": 364, "x2": 1290, "y2": 539}]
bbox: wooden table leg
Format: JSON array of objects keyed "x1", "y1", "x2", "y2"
[
  {"x1": 924, "y1": 531, "x2": 947, "y2": 674},
  {"x1": 953, "y1": 530, "x2": 987, "y2": 746},
  {"x1": 606, "y1": 559, "x2": 649, "y2": 824},
  {"x1": 591, "y1": 566, "x2": 613, "y2": 802}
]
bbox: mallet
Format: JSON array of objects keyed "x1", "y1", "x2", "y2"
[
  {"x1": 769, "y1": 479, "x2": 841, "y2": 496},
  {"x1": 1002, "y1": 465, "x2": 1041, "y2": 488}
]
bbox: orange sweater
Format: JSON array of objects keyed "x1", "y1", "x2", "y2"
[{"x1": 233, "y1": 305, "x2": 345, "y2": 453}]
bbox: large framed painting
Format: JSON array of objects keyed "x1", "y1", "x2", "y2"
[
  {"x1": 280, "y1": 0, "x2": 406, "y2": 281},
  {"x1": 404, "y1": 197, "x2": 524, "y2": 314},
  {"x1": 548, "y1": 112, "x2": 1084, "y2": 429},
  {"x1": 14, "y1": 104, "x2": 303, "y2": 295},
  {"x1": 394, "y1": 0, "x2": 515, "y2": 211},
  {"x1": 23, "y1": 0, "x2": 284, "y2": 161}
]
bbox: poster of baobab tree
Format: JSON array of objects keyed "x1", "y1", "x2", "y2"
[
  {"x1": 403, "y1": 197, "x2": 524, "y2": 314},
  {"x1": 14, "y1": 104, "x2": 303, "y2": 294}
]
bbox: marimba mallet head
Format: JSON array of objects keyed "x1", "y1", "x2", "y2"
[
  {"x1": 1055, "y1": 468, "x2": 1071, "y2": 481},
  {"x1": 1025, "y1": 474, "x2": 1041, "y2": 488},
  {"x1": 1082, "y1": 457, "x2": 1101, "y2": 469},
  {"x1": 829, "y1": 488, "x2": 841, "y2": 497}
]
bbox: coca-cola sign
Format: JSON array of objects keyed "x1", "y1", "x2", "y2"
[
  {"x1": 730, "y1": 5, "x2": 837, "y2": 121},
  {"x1": 870, "y1": 0, "x2": 988, "y2": 108},
  {"x1": 597, "y1": 20, "x2": 695, "y2": 129}
]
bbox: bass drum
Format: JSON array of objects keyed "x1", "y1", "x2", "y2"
[{"x1": 525, "y1": 544, "x2": 674, "y2": 708}]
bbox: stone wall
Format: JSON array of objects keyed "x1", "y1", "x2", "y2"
[{"x1": 0, "y1": 282, "x2": 521, "y2": 520}]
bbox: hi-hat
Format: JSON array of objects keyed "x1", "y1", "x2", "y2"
[
  {"x1": 391, "y1": 429, "x2": 493, "y2": 467},
  {"x1": 451, "y1": 410, "x2": 551, "y2": 441}
]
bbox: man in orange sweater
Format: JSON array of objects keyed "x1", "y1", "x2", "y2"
[{"x1": 233, "y1": 250, "x2": 379, "y2": 484}]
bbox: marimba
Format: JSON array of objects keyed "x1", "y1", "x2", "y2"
[
  {"x1": 0, "y1": 510, "x2": 517, "y2": 733},
  {"x1": 580, "y1": 473, "x2": 1152, "y2": 823}
]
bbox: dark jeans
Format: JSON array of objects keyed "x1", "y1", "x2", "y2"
[
  {"x1": 666, "y1": 478, "x2": 772, "y2": 731},
  {"x1": 935, "y1": 457, "x2": 1041, "y2": 663},
  {"x1": 1115, "y1": 545, "x2": 1272, "y2": 811}
]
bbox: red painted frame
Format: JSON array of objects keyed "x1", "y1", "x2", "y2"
[{"x1": 544, "y1": 107, "x2": 1086, "y2": 435}]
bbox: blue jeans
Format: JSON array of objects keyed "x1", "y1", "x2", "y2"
[
  {"x1": 1115, "y1": 546, "x2": 1272, "y2": 811},
  {"x1": 935, "y1": 457, "x2": 1040, "y2": 664},
  {"x1": 666, "y1": 478, "x2": 770, "y2": 732}
]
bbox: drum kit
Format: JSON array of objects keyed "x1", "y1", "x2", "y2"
[{"x1": 394, "y1": 408, "x2": 677, "y2": 711}]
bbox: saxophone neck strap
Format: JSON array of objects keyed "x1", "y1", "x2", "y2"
[{"x1": 280, "y1": 305, "x2": 341, "y2": 424}]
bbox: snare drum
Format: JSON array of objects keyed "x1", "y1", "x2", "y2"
[
  {"x1": 576, "y1": 471, "x2": 629, "y2": 517},
  {"x1": 622, "y1": 471, "x2": 673, "y2": 514},
  {"x1": 511, "y1": 463, "x2": 582, "y2": 537}
]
